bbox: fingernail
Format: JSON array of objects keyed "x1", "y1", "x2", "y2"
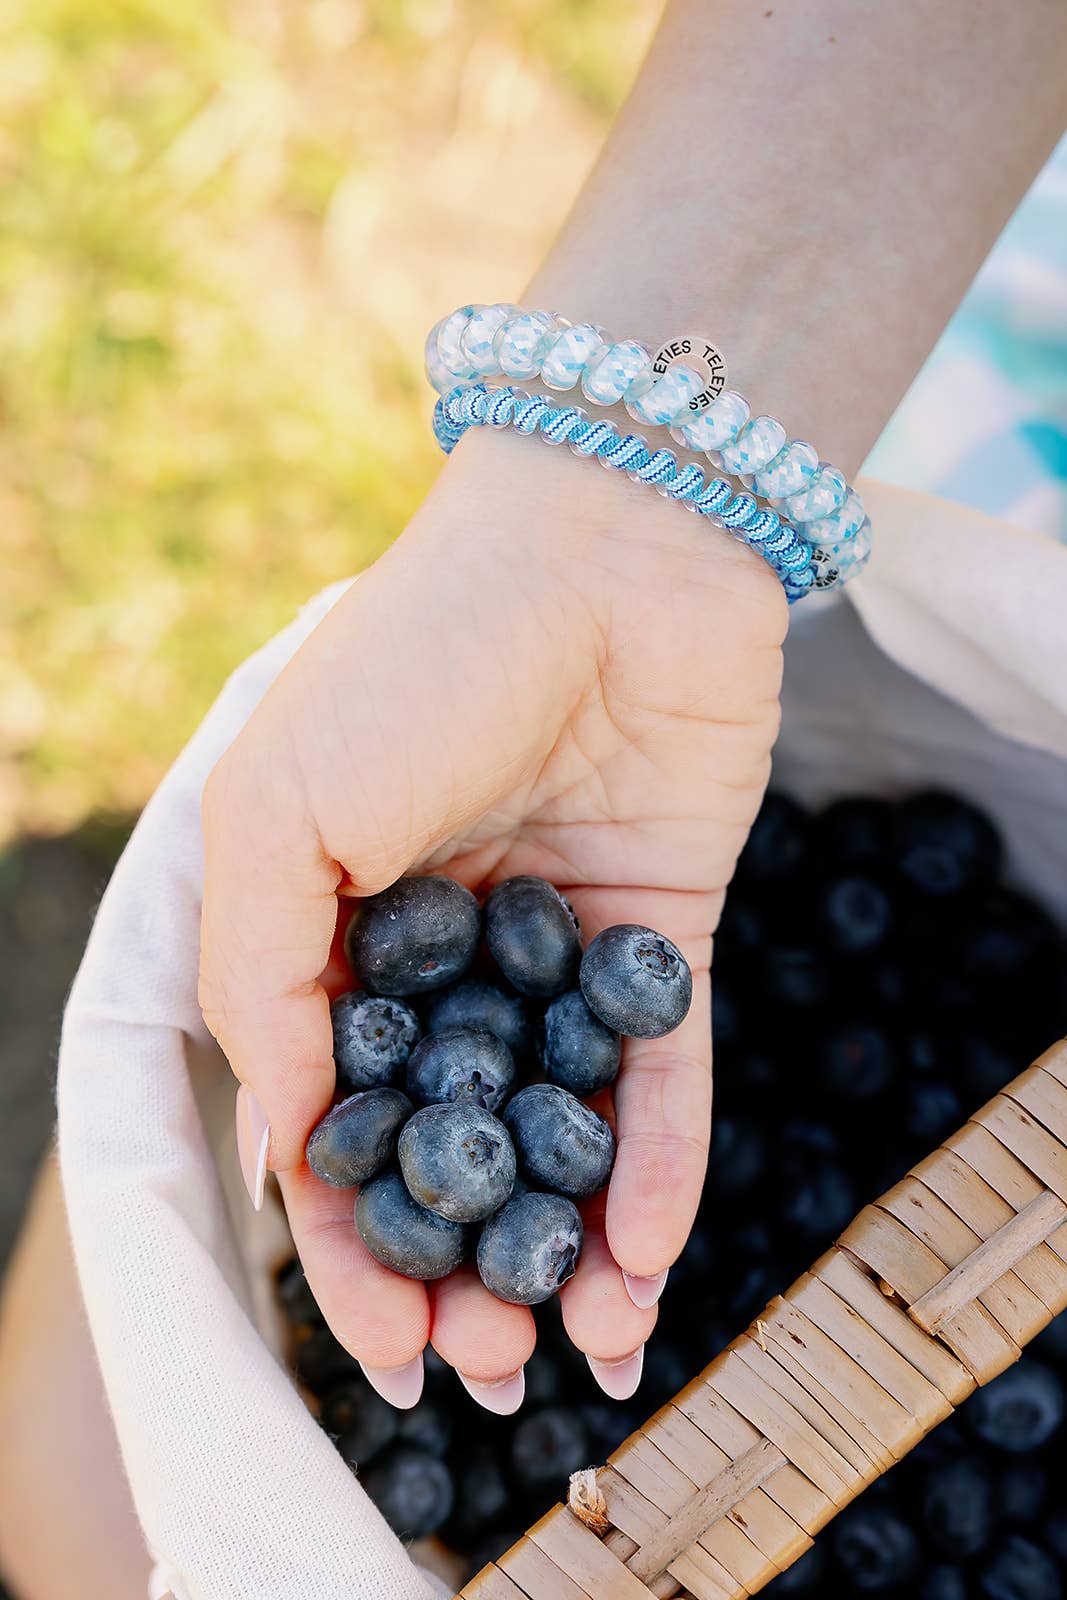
[
  {"x1": 359, "y1": 1355, "x2": 424, "y2": 1410},
  {"x1": 587, "y1": 1345, "x2": 645, "y2": 1400},
  {"x1": 235, "y1": 1084, "x2": 271, "y2": 1212},
  {"x1": 623, "y1": 1269, "x2": 668, "y2": 1309},
  {"x1": 457, "y1": 1368, "x2": 526, "y2": 1416}
]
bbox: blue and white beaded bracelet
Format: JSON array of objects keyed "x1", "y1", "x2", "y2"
[
  {"x1": 425, "y1": 305, "x2": 871, "y2": 587},
  {"x1": 432, "y1": 382, "x2": 870, "y2": 601}
]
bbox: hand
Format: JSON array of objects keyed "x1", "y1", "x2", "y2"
[{"x1": 199, "y1": 424, "x2": 786, "y2": 1410}]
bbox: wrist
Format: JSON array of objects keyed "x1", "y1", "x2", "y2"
[{"x1": 424, "y1": 415, "x2": 787, "y2": 613}]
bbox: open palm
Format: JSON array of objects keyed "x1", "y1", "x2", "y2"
[{"x1": 199, "y1": 427, "x2": 787, "y2": 1407}]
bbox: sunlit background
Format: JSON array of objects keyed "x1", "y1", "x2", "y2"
[
  {"x1": 1, "y1": 0, "x2": 1064, "y2": 1263},
  {"x1": 0, "y1": 0, "x2": 660, "y2": 1262},
  {"x1": 0, "y1": 0, "x2": 661, "y2": 845}
]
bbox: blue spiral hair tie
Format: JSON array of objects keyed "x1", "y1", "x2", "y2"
[
  {"x1": 431, "y1": 382, "x2": 855, "y2": 602},
  {"x1": 426, "y1": 306, "x2": 873, "y2": 594}
]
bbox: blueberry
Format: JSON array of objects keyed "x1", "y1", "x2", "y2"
[
  {"x1": 510, "y1": 1405, "x2": 590, "y2": 1489},
  {"x1": 967, "y1": 1361, "x2": 1066, "y2": 1452},
  {"x1": 999, "y1": 1462, "x2": 1048, "y2": 1524},
  {"x1": 484, "y1": 876, "x2": 582, "y2": 998},
  {"x1": 541, "y1": 989, "x2": 621, "y2": 1097},
  {"x1": 893, "y1": 789, "x2": 1003, "y2": 897},
  {"x1": 361, "y1": 1446, "x2": 455, "y2": 1538},
  {"x1": 344, "y1": 876, "x2": 480, "y2": 996},
  {"x1": 762, "y1": 945, "x2": 830, "y2": 1009},
  {"x1": 305, "y1": 1088, "x2": 412, "y2": 1188},
  {"x1": 819, "y1": 873, "x2": 894, "y2": 953},
  {"x1": 292, "y1": 1323, "x2": 359, "y2": 1391},
  {"x1": 354, "y1": 1168, "x2": 470, "y2": 1280},
  {"x1": 398, "y1": 1102, "x2": 515, "y2": 1223},
  {"x1": 813, "y1": 796, "x2": 893, "y2": 867},
  {"x1": 580, "y1": 1401, "x2": 641, "y2": 1460},
  {"x1": 330, "y1": 992, "x2": 421, "y2": 1091},
  {"x1": 716, "y1": 896, "x2": 766, "y2": 956},
  {"x1": 955, "y1": 1032, "x2": 1017, "y2": 1101},
  {"x1": 320, "y1": 1376, "x2": 387, "y2": 1438},
  {"x1": 906, "y1": 1080, "x2": 963, "y2": 1145},
  {"x1": 323, "y1": 1382, "x2": 398, "y2": 1465},
  {"x1": 642, "y1": 1340, "x2": 688, "y2": 1406},
  {"x1": 736, "y1": 792, "x2": 810, "y2": 885},
  {"x1": 708, "y1": 1115, "x2": 766, "y2": 1195},
  {"x1": 580, "y1": 924, "x2": 692, "y2": 1039},
  {"x1": 923, "y1": 1456, "x2": 994, "y2": 1557},
  {"x1": 958, "y1": 889, "x2": 1060, "y2": 985},
  {"x1": 781, "y1": 1161, "x2": 856, "y2": 1242},
  {"x1": 524, "y1": 1346, "x2": 566, "y2": 1406},
  {"x1": 396, "y1": 1401, "x2": 453, "y2": 1458},
  {"x1": 406, "y1": 1025, "x2": 516, "y2": 1113},
  {"x1": 980, "y1": 1535, "x2": 1062, "y2": 1600},
  {"x1": 919, "y1": 1567, "x2": 970, "y2": 1600},
  {"x1": 819, "y1": 1022, "x2": 896, "y2": 1100},
  {"x1": 502, "y1": 1084, "x2": 615, "y2": 1200},
  {"x1": 477, "y1": 1192, "x2": 583, "y2": 1305},
  {"x1": 832, "y1": 1503, "x2": 920, "y2": 1589},
  {"x1": 446, "y1": 1446, "x2": 512, "y2": 1544},
  {"x1": 425, "y1": 980, "x2": 531, "y2": 1060}
]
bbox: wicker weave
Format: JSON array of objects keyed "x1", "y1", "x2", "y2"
[{"x1": 456, "y1": 1039, "x2": 1067, "y2": 1600}]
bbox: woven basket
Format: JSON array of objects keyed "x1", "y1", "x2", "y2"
[{"x1": 455, "y1": 1036, "x2": 1067, "y2": 1600}]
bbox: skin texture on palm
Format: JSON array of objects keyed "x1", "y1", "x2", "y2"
[{"x1": 200, "y1": 425, "x2": 786, "y2": 1389}]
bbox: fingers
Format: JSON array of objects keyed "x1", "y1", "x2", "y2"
[
  {"x1": 562, "y1": 887, "x2": 714, "y2": 1290},
  {"x1": 200, "y1": 741, "x2": 343, "y2": 1177},
  {"x1": 428, "y1": 1268, "x2": 536, "y2": 1415},
  {"x1": 559, "y1": 1200, "x2": 657, "y2": 1400},
  {"x1": 608, "y1": 962, "x2": 712, "y2": 1282},
  {"x1": 279, "y1": 1165, "x2": 430, "y2": 1408}
]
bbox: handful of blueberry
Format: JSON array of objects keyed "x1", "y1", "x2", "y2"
[
  {"x1": 279, "y1": 788, "x2": 1067, "y2": 1591},
  {"x1": 306, "y1": 874, "x2": 692, "y2": 1305}
]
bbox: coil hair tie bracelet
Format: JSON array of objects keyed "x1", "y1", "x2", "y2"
[
  {"x1": 425, "y1": 305, "x2": 871, "y2": 589},
  {"x1": 431, "y1": 382, "x2": 874, "y2": 602}
]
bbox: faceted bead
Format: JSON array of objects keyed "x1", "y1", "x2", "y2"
[
  {"x1": 752, "y1": 439, "x2": 819, "y2": 500},
  {"x1": 804, "y1": 488, "x2": 867, "y2": 548},
  {"x1": 784, "y1": 464, "x2": 849, "y2": 523},
  {"x1": 495, "y1": 310, "x2": 559, "y2": 380},
  {"x1": 807, "y1": 518, "x2": 872, "y2": 587},
  {"x1": 670, "y1": 390, "x2": 750, "y2": 453},
  {"x1": 540, "y1": 323, "x2": 606, "y2": 391},
  {"x1": 626, "y1": 364, "x2": 704, "y2": 427},
  {"x1": 462, "y1": 304, "x2": 518, "y2": 376},
  {"x1": 838, "y1": 518, "x2": 873, "y2": 572},
  {"x1": 424, "y1": 319, "x2": 455, "y2": 394},
  {"x1": 436, "y1": 305, "x2": 478, "y2": 379},
  {"x1": 719, "y1": 415, "x2": 788, "y2": 477},
  {"x1": 581, "y1": 340, "x2": 653, "y2": 406}
]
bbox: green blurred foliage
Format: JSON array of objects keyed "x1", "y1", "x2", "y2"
[{"x1": 0, "y1": 0, "x2": 655, "y2": 839}]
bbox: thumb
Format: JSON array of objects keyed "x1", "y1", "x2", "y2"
[{"x1": 198, "y1": 524, "x2": 591, "y2": 1187}]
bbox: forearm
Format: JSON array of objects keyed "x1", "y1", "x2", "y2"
[{"x1": 524, "y1": 0, "x2": 1067, "y2": 478}]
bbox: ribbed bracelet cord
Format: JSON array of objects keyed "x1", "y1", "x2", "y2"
[{"x1": 433, "y1": 383, "x2": 820, "y2": 602}]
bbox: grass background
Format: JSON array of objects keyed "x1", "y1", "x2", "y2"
[{"x1": 0, "y1": 0, "x2": 660, "y2": 846}]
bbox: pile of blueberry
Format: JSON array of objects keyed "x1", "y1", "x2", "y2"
[
  {"x1": 277, "y1": 790, "x2": 1067, "y2": 1597},
  {"x1": 306, "y1": 874, "x2": 692, "y2": 1303}
]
